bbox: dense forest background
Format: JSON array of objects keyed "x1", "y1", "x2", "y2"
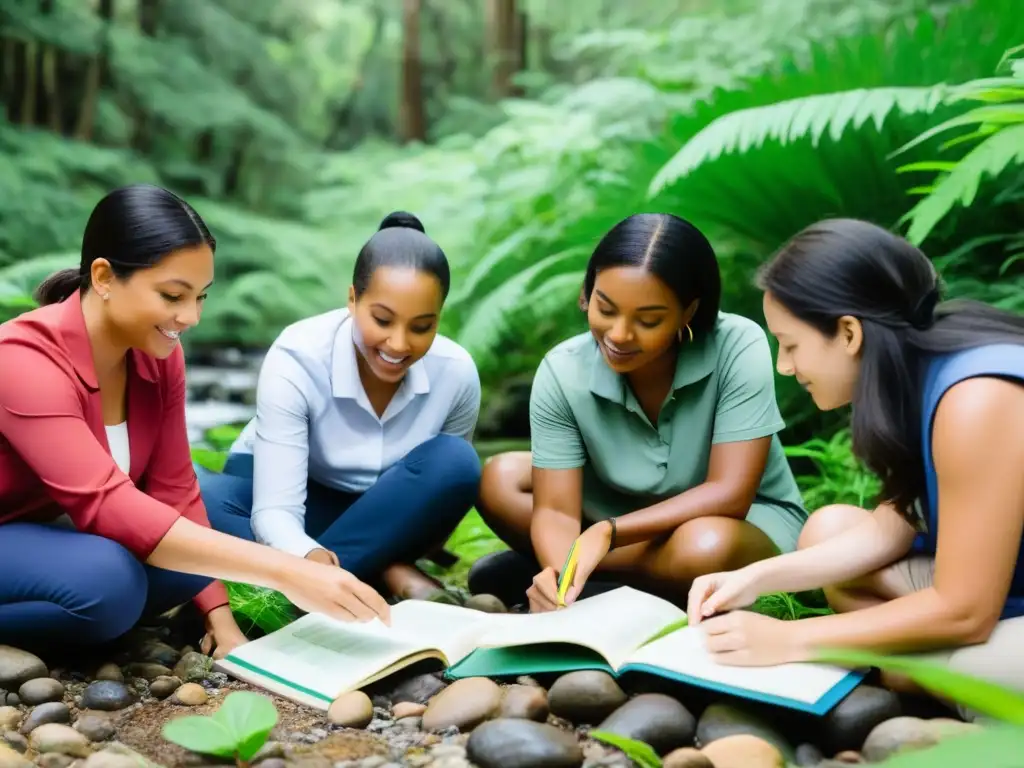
[{"x1": 2, "y1": 0, "x2": 1023, "y2": 508}]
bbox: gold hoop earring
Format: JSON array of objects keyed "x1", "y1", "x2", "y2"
[{"x1": 677, "y1": 325, "x2": 693, "y2": 343}]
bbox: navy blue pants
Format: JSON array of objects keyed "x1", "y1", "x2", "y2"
[
  {"x1": 0, "y1": 522, "x2": 212, "y2": 647},
  {"x1": 198, "y1": 434, "x2": 481, "y2": 583}
]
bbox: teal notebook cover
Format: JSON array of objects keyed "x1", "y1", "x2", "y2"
[{"x1": 445, "y1": 643, "x2": 865, "y2": 717}]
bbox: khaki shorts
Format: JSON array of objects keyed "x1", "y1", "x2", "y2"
[{"x1": 890, "y1": 554, "x2": 1024, "y2": 721}]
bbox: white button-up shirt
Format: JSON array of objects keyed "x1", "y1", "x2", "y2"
[{"x1": 229, "y1": 308, "x2": 481, "y2": 558}]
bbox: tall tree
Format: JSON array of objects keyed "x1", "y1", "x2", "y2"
[{"x1": 400, "y1": 0, "x2": 426, "y2": 143}]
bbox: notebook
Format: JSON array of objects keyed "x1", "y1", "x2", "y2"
[{"x1": 216, "y1": 586, "x2": 864, "y2": 716}]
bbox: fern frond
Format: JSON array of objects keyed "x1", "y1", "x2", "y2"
[
  {"x1": 901, "y1": 123, "x2": 1024, "y2": 245},
  {"x1": 0, "y1": 252, "x2": 77, "y2": 297},
  {"x1": 649, "y1": 86, "x2": 948, "y2": 197}
]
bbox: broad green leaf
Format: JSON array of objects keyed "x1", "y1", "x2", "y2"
[
  {"x1": 816, "y1": 648, "x2": 1024, "y2": 724},
  {"x1": 588, "y1": 730, "x2": 662, "y2": 768},
  {"x1": 212, "y1": 691, "x2": 279, "y2": 761},
  {"x1": 161, "y1": 716, "x2": 237, "y2": 758}
]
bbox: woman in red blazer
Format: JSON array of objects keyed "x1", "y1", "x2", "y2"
[{"x1": 0, "y1": 184, "x2": 389, "y2": 657}]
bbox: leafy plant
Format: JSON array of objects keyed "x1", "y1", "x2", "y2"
[
  {"x1": 588, "y1": 730, "x2": 663, "y2": 768},
  {"x1": 162, "y1": 691, "x2": 278, "y2": 767},
  {"x1": 893, "y1": 42, "x2": 1024, "y2": 246}
]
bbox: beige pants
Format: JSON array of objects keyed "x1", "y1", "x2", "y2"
[{"x1": 891, "y1": 555, "x2": 1024, "y2": 720}]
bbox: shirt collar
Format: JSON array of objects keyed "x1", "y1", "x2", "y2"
[
  {"x1": 57, "y1": 289, "x2": 159, "y2": 391},
  {"x1": 588, "y1": 330, "x2": 715, "y2": 405},
  {"x1": 330, "y1": 312, "x2": 430, "y2": 400}
]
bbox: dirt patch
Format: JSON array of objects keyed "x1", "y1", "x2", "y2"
[{"x1": 112, "y1": 679, "x2": 386, "y2": 768}]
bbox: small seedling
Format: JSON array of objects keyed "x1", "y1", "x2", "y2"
[
  {"x1": 588, "y1": 730, "x2": 662, "y2": 768},
  {"x1": 162, "y1": 691, "x2": 278, "y2": 767}
]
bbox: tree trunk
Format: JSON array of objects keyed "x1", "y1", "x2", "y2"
[
  {"x1": 74, "y1": 0, "x2": 114, "y2": 141},
  {"x1": 399, "y1": 0, "x2": 426, "y2": 144},
  {"x1": 486, "y1": 0, "x2": 522, "y2": 99}
]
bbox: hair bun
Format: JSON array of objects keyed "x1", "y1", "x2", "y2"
[{"x1": 378, "y1": 211, "x2": 425, "y2": 234}]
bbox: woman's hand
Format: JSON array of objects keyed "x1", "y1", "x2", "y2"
[
  {"x1": 700, "y1": 611, "x2": 806, "y2": 666},
  {"x1": 687, "y1": 566, "x2": 764, "y2": 625},
  {"x1": 279, "y1": 559, "x2": 391, "y2": 624},
  {"x1": 561, "y1": 520, "x2": 613, "y2": 606},
  {"x1": 200, "y1": 606, "x2": 249, "y2": 660},
  {"x1": 526, "y1": 567, "x2": 561, "y2": 613}
]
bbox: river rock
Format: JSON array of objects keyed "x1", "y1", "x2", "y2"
[
  {"x1": 136, "y1": 640, "x2": 181, "y2": 668},
  {"x1": 498, "y1": 684, "x2": 548, "y2": 722},
  {"x1": 20, "y1": 703, "x2": 71, "y2": 734},
  {"x1": 820, "y1": 685, "x2": 901, "y2": 754},
  {"x1": 392, "y1": 702, "x2": 426, "y2": 719},
  {"x1": 695, "y1": 703, "x2": 793, "y2": 760},
  {"x1": 82, "y1": 750, "x2": 142, "y2": 768},
  {"x1": 79, "y1": 682, "x2": 136, "y2": 712},
  {"x1": 0, "y1": 710, "x2": 20, "y2": 731},
  {"x1": 548, "y1": 671, "x2": 627, "y2": 724},
  {"x1": 28, "y1": 723, "x2": 91, "y2": 758},
  {"x1": 0, "y1": 648, "x2": 47, "y2": 690},
  {"x1": 37, "y1": 754, "x2": 74, "y2": 768},
  {"x1": 17, "y1": 678, "x2": 64, "y2": 706},
  {"x1": 172, "y1": 652, "x2": 211, "y2": 683},
  {"x1": 124, "y1": 663, "x2": 172, "y2": 682},
  {"x1": 172, "y1": 683, "x2": 208, "y2": 706},
  {"x1": 92, "y1": 665, "x2": 123, "y2": 684},
  {"x1": 74, "y1": 714, "x2": 116, "y2": 743},
  {"x1": 861, "y1": 716, "x2": 979, "y2": 762},
  {"x1": 701, "y1": 734, "x2": 784, "y2": 768},
  {"x1": 0, "y1": 744, "x2": 31, "y2": 768},
  {"x1": 1, "y1": 733, "x2": 25, "y2": 754},
  {"x1": 832, "y1": 750, "x2": 864, "y2": 763},
  {"x1": 2, "y1": 697, "x2": 15, "y2": 708},
  {"x1": 466, "y1": 718, "x2": 583, "y2": 768},
  {"x1": 596, "y1": 693, "x2": 696, "y2": 755},
  {"x1": 148, "y1": 676, "x2": 181, "y2": 700},
  {"x1": 422, "y1": 677, "x2": 502, "y2": 732},
  {"x1": 328, "y1": 692, "x2": 373, "y2": 729},
  {"x1": 386, "y1": 672, "x2": 448, "y2": 705},
  {"x1": 795, "y1": 742, "x2": 825, "y2": 765},
  {"x1": 464, "y1": 595, "x2": 507, "y2": 614},
  {"x1": 663, "y1": 748, "x2": 714, "y2": 768}
]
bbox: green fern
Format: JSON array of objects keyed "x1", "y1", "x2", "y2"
[
  {"x1": 649, "y1": 86, "x2": 948, "y2": 197},
  {"x1": 892, "y1": 44, "x2": 1024, "y2": 245}
]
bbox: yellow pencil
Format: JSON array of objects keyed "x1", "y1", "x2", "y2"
[{"x1": 557, "y1": 539, "x2": 580, "y2": 607}]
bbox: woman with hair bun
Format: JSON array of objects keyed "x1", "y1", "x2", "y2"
[{"x1": 201, "y1": 212, "x2": 483, "y2": 603}]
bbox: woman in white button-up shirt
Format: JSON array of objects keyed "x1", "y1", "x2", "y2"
[{"x1": 199, "y1": 212, "x2": 483, "y2": 602}]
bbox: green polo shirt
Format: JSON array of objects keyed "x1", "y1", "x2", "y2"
[{"x1": 529, "y1": 312, "x2": 808, "y2": 552}]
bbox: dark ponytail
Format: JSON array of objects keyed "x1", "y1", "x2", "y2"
[
  {"x1": 351, "y1": 210, "x2": 450, "y2": 300},
  {"x1": 33, "y1": 183, "x2": 215, "y2": 306},
  {"x1": 758, "y1": 218, "x2": 1024, "y2": 518},
  {"x1": 34, "y1": 268, "x2": 86, "y2": 306}
]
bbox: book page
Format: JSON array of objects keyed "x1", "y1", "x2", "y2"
[
  {"x1": 225, "y1": 600, "x2": 495, "y2": 699},
  {"x1": 474, "y1": 587, "x2": 686, "y2": 669},
  {"x1": 623, "y1": 627, "x2": 854, "y2": 705}
]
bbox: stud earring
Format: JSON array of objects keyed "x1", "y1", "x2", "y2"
[{"x1": 102, "y1": 293, "x2": 109, "y2": 301}]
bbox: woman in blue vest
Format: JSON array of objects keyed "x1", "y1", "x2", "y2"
[{"x1": 686, "y1": 218, "x2": 1024, "y2": 706}]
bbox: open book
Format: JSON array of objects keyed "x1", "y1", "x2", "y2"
[{"x1": 217, "y1": 587, "x2": 864, "y2": 716}]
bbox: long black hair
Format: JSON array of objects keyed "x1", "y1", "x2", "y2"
[
  {"x1": 582, "y1": 212, "x2": 721, "y2": 334},
  {"x1": 34, "y1": 183, "x2": 215, "y2": 306},
  {"x1": 758, "y1": 218, "x2": 1024, "y2": 518},
  {"x1": 351, "y1": 211, "x2": 450, "y2": 300}
]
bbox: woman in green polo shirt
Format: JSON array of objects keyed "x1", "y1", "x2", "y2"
[{"x1": 474, "y1": 213, "x2": 808, "y2": 612}]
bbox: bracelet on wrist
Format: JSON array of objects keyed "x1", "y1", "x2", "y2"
[{"x1": 606, "y1": 517, "x2": 617, "y2": 550}]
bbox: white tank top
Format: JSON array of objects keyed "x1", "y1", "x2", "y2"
[{"x1": 105, "y1": 422, "x2": 131, "y2": 475}]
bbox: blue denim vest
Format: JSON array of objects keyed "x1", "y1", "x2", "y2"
[{"x1": 912, "y1": 343, "x2": 1024, "y2": 619}]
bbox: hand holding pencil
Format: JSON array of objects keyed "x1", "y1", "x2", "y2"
[{"x1": 526, "y1": 519, "x2": 614, "y2": 612}]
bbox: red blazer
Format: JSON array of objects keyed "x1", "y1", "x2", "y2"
[{"x1": 0, "y1": 290, "x2": 229, "y2": 615}]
